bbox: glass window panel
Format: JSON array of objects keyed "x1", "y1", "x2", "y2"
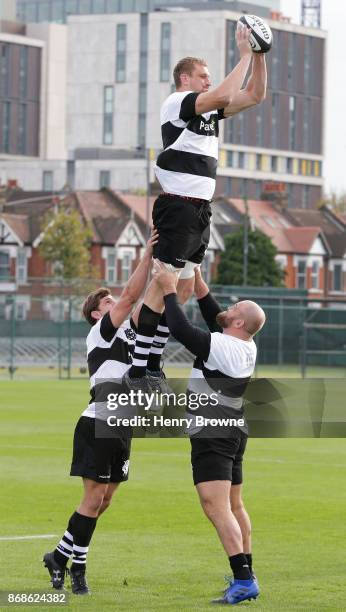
[{"x1": 38, "y1": 1, "x2": 50, "y2": 21}]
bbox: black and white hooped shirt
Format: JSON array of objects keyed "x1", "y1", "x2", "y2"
[
  {"x1": 155, "y1": 91, "x2": 224, "y2": 201},
  {"x1": 82, "y1": 313, "x2": 136, "y2": 419}
]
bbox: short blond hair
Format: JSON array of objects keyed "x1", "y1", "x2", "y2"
[{"x1": 173, "y1": 56, "x2": 207, "y2": 88}]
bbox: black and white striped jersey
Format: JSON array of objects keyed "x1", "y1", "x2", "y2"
[
  {"x1": 163, "y1": 292, "x2": 257, "y2": 435},
  {"x1": 82, "y1": 312, "x2": 136, "y2": 419},
  {"x1": 155, "y1": 91, "x2": 224, "y2": 201},
  {"x1": 187, "y1": 333, "x2": 257, "y2": 435}
]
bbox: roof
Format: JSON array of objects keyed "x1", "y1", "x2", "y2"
[
  {"x1": 216, "y1": 197, "x2": 296, "y2": 252},
  {"x1": 287, "y1": 207, "x2": 346, "y2": 257},
  {"x1": 2, "y1": 195, "x2": 56, "y2": 243},
  {"x1": 0, "y1": 213, "x2": 29, "y2": 244},
  {"x1": 0, "y1": 189, "x2": 148, "y2": 247},
  {"x1": 116, "y1": 192, "x2": 155, "y2": 226},
  {"x1": 283, "y1": 226, "x2": 322, "y2": 253}
]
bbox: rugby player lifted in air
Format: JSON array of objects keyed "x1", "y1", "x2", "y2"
[
  {"x1": 125, "y1": 23, "x2": 267, "y2": 393},
  {"x1": 43, "y1": 229, "x2": 158, "y2": 595},
  {"x1": 154, "y1": 263, "x2": 265, "y2": 605}
]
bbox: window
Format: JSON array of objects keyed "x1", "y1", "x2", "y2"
[
  {"x1": 93, "y1": 0, "x2": 106, "y2": 12},
  {"x1": 287, "y1": 158, "x2": 293, "y2": 173},
  {"x1": 116, "y1": 24, "x2": 127, "y2": 82},
  {"x1": 121, "y1": 251, "x2": 133, "y2": 283},
  {"x1": 302, "y1": 185, "x2": 309, "y2": 209},
  {"x1": 227, "y1": 151, "x2": 233, "y2": 167},
  {"x1": 103, "y1": 86, "x2": 113, "y2": 145},
  {"x1": 226, "y1": 21, "x2": 237, "y2": 73},
  {"x1": 15, "y1": 301, "x2": 27, "y2": 321},
  {"x1": 79, "y1": 0, "x2": 92, "y2": 13},
  {"x1": 296, "y1": 259, "x2": 306, "y2": 289},
  {"x1": 256, "y1": 154, "x2": 261, "y2": 171},
  {"x1": 2, "y1": 102, "x2": 11, "y2": 153},
  {"x1": 333, "y1": 264, "x2": 342, "y2": 291},
  {"x1": 99, "y1": 170, "x2": 110, "y2": 188},
  {"x1": 304, "y1": 36, "x2": 312, "y2": 93},
  {"x1": 16, "y1": 249, "x2": 27, "y2": 284},
  {"x1": 19, "y1": 47, "x2": 28, "y2": 98},
  {"x1": 106, "y1": 250, "x2": 117, "y2": 283},
  {"x1": 107, "y1": 0, "x2": 120, "y2": 11},
  {"x1": 42, "y1": 170, "x2": 53, "y2": 191},
  {"x1": 0, "y1": 44, "x2": 10, "y2": 98},
  {"x1": 271, "y1": 93, "x2": 279, "y2": 148},
  {"x1": 160, "y1": 22, "x2": 171, "y2": 82},
  {"x1": 271, "y1": 31, "x2": 280, "y2": 88},
  {"x1": 0, "y1": 251, "x2": 10, "y2": 279},
  {"x1": 314, "y1": 161, "x2": 321, "y2": 177},
  {"x1": 311, "y1": 260, "x2": 319, "y2": 289},
  {"x1": 256, "y1": 113, "x2": 262, "y2": 147},
  {"x1": 24, "y1": 2, "x2": 38, "y2": 22},
  {"x1": 288, "y1": 33, "x2": 296, "y2": 91},
  {"x1": 66, "y1": 0, "x2": 78, "y2": 15},
  {"x1": 238, "y1": 151, "x2": 245, "y2": 169},
  {"x1": 51, "y1": 0, "x2": 64, "y2": 22},
  {"x1": 303, "y1": 98, "x2": 311, "y2": 151},
  {"x1": 271, "y1": 156, "x2": 278, "y2": 172},
  {"x1": 289, "y1": 96, "x2": 296, "y2": 149},
  {"x1": 38, "y1": 1, "x2": 50, "y2": 21},
  {"x1": 18, "y1": 104, "x2": 27, "y2": 154}
]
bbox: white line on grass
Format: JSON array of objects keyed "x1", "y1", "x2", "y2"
[{"x1": 0, "y1": 534, "x2": 57, "y2": 541}]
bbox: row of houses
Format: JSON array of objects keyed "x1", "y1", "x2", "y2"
[{"x1": 0, "y1": 187, "x2": 345, "y2": 320}]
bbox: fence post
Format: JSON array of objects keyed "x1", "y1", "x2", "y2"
[
  {"x1": 67, "y1": 297, "x2": 72, "y2": 380},
  {"x1": 278, "y1": 298, "x2": 284, "y2": 366},
  {"x1": 301, "y1": 323, "x2": 307, "y2": 379},
  {"x1": 9, "y1": 295, "x2": 16, "y2": 380}
]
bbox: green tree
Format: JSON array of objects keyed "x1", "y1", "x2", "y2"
[
  {"x1": 320, "y1": 190, "x2": 346, "y2": 214},
  {"x1": 216, "y1": 227, "x2": 285, "y2": 287},
  {"x1": 39, "y1": 208, "x2": 95, "y2": 288}
]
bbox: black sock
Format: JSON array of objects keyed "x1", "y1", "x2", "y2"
[
  {"x1": 229, "y1": 553, "x2": 252, "y2": 581},
  {"x1": 54, "y1": 514, "x2": 75, "y2": 567},
  {"x1": 129, "y1": 304, "x2": 161, "y2": 378},
  {"x1": 245, "y1": 553, "x2": 253, "y2": 575},
  {"x1": 147, "y1": 311, "x2": 170, "y2": 372},
  {"x1": 70, "y1": 512, "x2": 97, "y2": 572}
]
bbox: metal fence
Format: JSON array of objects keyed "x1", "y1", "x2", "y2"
[{"x1": 0, "y1": 288, "x2": 345, "y2": 379}]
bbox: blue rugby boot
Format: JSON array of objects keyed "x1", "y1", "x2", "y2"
[{"x1": 213, "y1": 578, "x2": 259, "y2": 605}]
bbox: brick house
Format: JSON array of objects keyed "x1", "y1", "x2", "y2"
[
  {"x1": 213, "y1": 197, "x2": 346, "y2": 300},
  {"x1": 1, "y1": 189, "x2": 345, "y2": 320}
]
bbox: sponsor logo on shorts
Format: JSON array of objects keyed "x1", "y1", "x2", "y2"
[{"x1": 122, "y1": 460, "x2": 130, "y2": 476}]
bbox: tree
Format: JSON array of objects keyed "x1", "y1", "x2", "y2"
[
  {"x1": 216, "y1": 227, "x2": 285, "y2": 287},
  {"x1": 320, "y1": 190, "x2": 346, "y2": 214},
  {"x1": 39, "y1": 208, "x2": 95, "y2": 289}
]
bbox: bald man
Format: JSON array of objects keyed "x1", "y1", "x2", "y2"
[{"x1": 154, "y1": 264, "x2": 265, "y2": 606}]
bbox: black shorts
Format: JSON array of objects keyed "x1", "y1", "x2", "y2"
[
  {"x1": 70, "y1": 416, "x2": 131, "y2": 484},
  {"x1": 152, "y1": 193, "x2": 212, "y2": 268},
  {"x1": 190, "y1": 435, "x2": 247, "y2": 486}
]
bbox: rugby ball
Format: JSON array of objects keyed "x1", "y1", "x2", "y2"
[{"x1": 238, "y1": 14, "x2": 273, "y2": 53}]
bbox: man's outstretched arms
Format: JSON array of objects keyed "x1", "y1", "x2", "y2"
[
  {"x1": 109, "y1": 228, "x2": 158, "y2": 328},
  {"x1": 194, "y1": 267, "x2": 222, "y2": 333}
]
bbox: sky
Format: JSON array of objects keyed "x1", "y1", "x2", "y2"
[{"x1": 280, "y1": 0, "x2": 344, "y2": 195}]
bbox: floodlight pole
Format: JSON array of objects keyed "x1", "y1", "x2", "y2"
[
  {"x1": 243, "y1": 195, "x2": 249, "y2": 286},
  {"x1": 146, "y1": 147, "x2": 151, "y2": 238}
]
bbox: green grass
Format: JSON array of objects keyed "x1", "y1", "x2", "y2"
[
  {"x1": 0, "y1": 379, "x2": 345, "y2": 610},
  {"x1": 1, "y1": 363, "x2": 346, "y2": 380}
]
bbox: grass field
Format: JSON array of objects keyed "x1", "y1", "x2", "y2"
[{"x1": 1, "y1": 377, "x2": 346, "y2": 611}]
